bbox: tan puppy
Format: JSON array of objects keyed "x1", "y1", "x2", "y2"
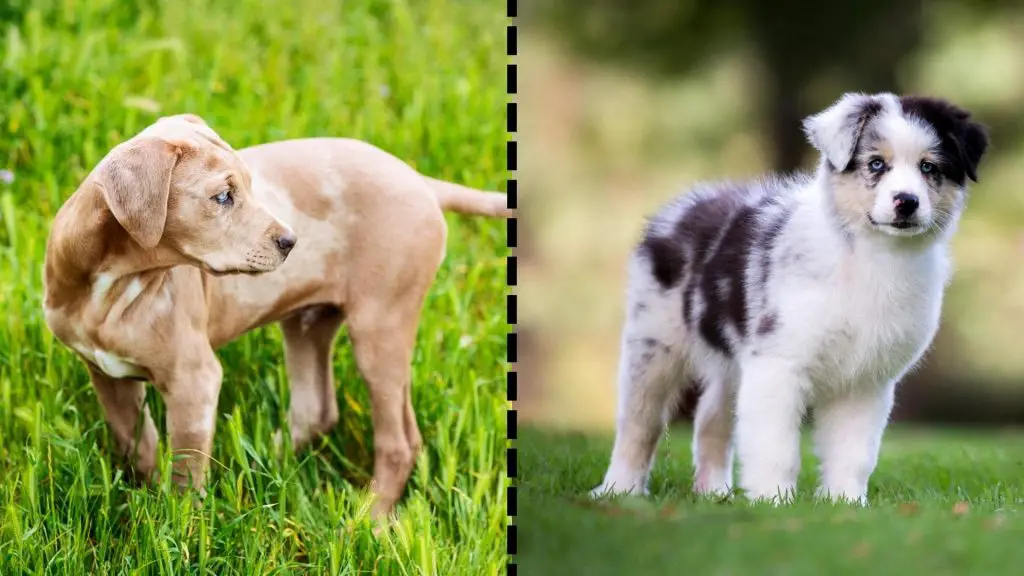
[{"x1": 42, "y1": 114, "x2": 510, "y2": 518}]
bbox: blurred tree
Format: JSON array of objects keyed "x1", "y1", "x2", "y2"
[{"x1": 525, "y1": 0, "x2": 926, "y2": 172}]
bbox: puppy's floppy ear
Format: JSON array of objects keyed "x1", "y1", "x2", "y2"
[
  {"x1": 802, "y1": 93, "x2": 884, "y2": 172},
  {"x1": 957, "y1": 119, "x2": 989, "y2": 183},
  {"x1": 97, "y1": 138, "x2": 181, "y2": 249}
]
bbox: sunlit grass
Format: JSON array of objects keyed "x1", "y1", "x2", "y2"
[{"x1": 0, "y1": 0, "x2": 508, "y2": 573}]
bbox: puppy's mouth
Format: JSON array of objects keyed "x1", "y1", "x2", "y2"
[
  {"x1": 867, "y1": 214, "x2": 924, "y2": 232},
  {"x1": 203, "y1": 264, "x2": 272, "y2": 277}
]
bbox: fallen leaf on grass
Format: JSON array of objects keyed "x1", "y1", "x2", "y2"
[
  {"x1": 597, "y1": 504, "x2": 627, "y2": 517},
  {"x1": 849, "y1": 541, "x2": 872, "y2": 559},
  {"x1": 983, "y1": 515, "x2": 1006, "y2": 530},
  {"x1": 657, "y1": 504, "x2": 678, "y2": 519},
  {"x1": 952, "y1": 502, "x2": 970, "y2": 516},
  {"x1": 898, "y1": 502, "x2": 920, "y2": 516}
]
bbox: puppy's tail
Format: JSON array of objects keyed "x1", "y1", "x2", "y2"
[{"x1": 424, "y1": 176, "x2": 514, "y2": 218}]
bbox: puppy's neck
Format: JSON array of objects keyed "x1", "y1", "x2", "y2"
[{"x1": 44, "y1": 181, "x2": 181, "y2": 309}]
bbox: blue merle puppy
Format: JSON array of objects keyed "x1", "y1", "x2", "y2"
[{"x1": 591, "y1": 92, "x2": 989, "y2": 503}]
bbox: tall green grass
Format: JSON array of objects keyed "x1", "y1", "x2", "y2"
[{"x1": 0, "y1": 0, "x2": 508, "y2": 573}]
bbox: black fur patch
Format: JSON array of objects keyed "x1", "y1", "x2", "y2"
[
  {"x1": 898, "y1": 96, "x2": 989, "y2": 186},
  {"x1": 639, "y1": 185, "x2": 748, "y2": 293},
  {"x1": 701, "y1": 203, "x2": 760, "y2": 348},
  {"x1": 638, "y1": 181, "x2": 796, "y2": 356},
  {"x1": 638, "y1": 234, "x2": 686, "y2": 290}
]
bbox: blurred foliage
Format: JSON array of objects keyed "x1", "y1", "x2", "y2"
[
  {"x1": 519, "y1": 3, "x2": 1024, "y2": 427},
  {"x1": 526, "y1": 0, "x2": 1020, "y2": 171}
]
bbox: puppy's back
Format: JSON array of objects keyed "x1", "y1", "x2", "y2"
[{"x1": 633, "y1": 177, "x2": 803, "y2": 356}]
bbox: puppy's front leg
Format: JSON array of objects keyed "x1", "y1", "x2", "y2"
[
  {"x1": 735, "y1": 358, "x2": 807, "y2": 503},
  {"x1": 812, "y1": 381, "x2": 896, "y2": 504},
  {"x1": 88, "y1": 365, "x2": 158, "y2": 482},
  {"x1": 157, "y1": 348, "x2": 224, "y2": 494}
]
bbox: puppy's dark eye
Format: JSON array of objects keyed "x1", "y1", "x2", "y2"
[
  {"x1": 212, "y1": 188, "x2": 234, "y2": 206},
  {"x1": 868, "y1": 158, "x2": 886, "y2": 172},
  {"x1": 919, "y1": 160, "x2": 937, "y2": 175}
]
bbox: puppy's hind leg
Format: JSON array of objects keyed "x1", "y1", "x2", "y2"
[
  {"x1": 347, "y1": 295, "x2": 429, "y2": 520},
  {"x1": 592, "y1": 331, "x2": 682, "y2": 498},
  {"x1": 691, "y1": 363, "x2": 736, "y2": 497},
  {"x1": 279, "y1": 305, "x2": 344, "y2": 451}
]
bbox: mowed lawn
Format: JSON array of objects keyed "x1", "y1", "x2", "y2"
[
  {"x1": 0, "y1": 0, "x2": 507, "y2": 574},
  {"x1": 519, "y1": 425, "x2": 1024, "y2": 576}
]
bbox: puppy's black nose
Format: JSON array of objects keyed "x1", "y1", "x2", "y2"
[
  {"x1": 274, "y1": 232, "x2": 297, "y2": 256},
  {"x1": 893, "y1": 192, "x2": 919, "y2": 218}
]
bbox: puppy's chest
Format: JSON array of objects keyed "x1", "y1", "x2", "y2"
[
  {"x1": 45, "y1": 274, "x2": 181, "y2": 380},
  {"x1": 45, "y1": 305, "x2": 147, "y2": 380},
  {"x1": 812, "y1": 279, "x2": 941, "y2": 386}
]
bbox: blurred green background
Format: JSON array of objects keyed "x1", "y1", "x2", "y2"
[{"x1": 518, "y1": 0, "x2": 1024, "y2": 429}]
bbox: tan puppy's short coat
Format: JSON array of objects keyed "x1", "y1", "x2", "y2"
[{"x1": 42, "y1": 114, "x2": 510, "y2": 517}]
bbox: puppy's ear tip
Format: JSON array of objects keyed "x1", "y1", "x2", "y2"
[{"x1": 158, "y1": 113, "x2": 208, "y2": 126}]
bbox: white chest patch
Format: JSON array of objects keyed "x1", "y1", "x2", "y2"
[
  {"x1": 123, "y1": 278, "x2": 144, "y2": 302},
  {"x1": 72, "y1": 343, "x2": 147, "y2": 379},
  {"x1": 805, "y1": 254, "x2": 943, "y2": 392},
  {"x1": 91, "y1": 273, "x2": 115, "y2": 304}
]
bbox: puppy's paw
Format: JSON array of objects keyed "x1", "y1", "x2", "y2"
[
  {"x1": 371, "y1": 511, "x2": 399, "y2": 538},
  {"x1": 590, "y1": 479, "x2": 647, "y2": 499},
  {"x1": 742, "y1": 486, "x2": 796, "y2": 506},
  {"x1": 815, "y1": 486, "x2": 868, "y2": 506},
  {"x1": 693, "y1": 468, "x2": 733, "y2": 499}
]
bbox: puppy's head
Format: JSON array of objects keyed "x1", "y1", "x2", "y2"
[
  {"x1": 803, "y1": 92, "x2": 989, "y2": 240},
  {"x1": 95, "y1": 114, "x2": 297, "y2": 275}
]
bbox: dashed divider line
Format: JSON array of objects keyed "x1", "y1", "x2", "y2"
[
  {"x1": 505, "y1": 0, "x2": 520, "y2": 569},
  {"x1": 506, "y1": 0, "x2": 518, "y2": 573}
]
